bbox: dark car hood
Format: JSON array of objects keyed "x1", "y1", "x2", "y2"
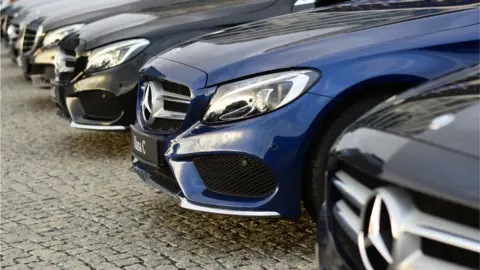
[
  {"x1": 158, "y1": 0, "x2": 479, "y2": 86},
  {"x1": 21, "y1": 0, "x2": 168, "y2": 31},
  {"x1": 353, "y1": 65, "x2": 480, "y2": 159},
  {"x1": 74, "y1": 0, "x2": 276, "y2": 51},
  {"x1": 9, "y1": 0, "x2": 78, "y2": 25}
]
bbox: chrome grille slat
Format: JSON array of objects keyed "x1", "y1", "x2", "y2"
[
  {"x1": 333, "y1": 200, "x2": 361, "y2": 244},
  {"x1": 397, "y1": 254, "x2": 473, "y2": 270},
  {"x1": 408, "y1": 211, "x2": 480, "y2": 253},
  {"x1": 334, "y1": 171, "x2": 372, "y2": 209}
]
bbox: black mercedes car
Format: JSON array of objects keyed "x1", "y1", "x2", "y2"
[
  {"x1": 317, "y1": 65, "x2": 480, "y2": 269},
  {"x1": 52, "y1": 0, "x2": 344, "y2": 131},
  {"x1": 12, "y1": 0, "x2": 178, "y2": 87},
  {"x1": 1, "y1": 0, "x2": 62, "y2": 49}
]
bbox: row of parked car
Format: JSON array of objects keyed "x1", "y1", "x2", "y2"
[{"x1": 2, "y1": 0, "x2": 479, "y2": 269}]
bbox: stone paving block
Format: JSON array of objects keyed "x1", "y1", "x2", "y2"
[{"x1": 112, "y1": 257, "x2": 141, "y2": 267}]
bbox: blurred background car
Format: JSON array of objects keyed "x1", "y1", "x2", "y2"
[
  {"x1": 0, "y1": 0, "x2": 15, "y2": 10},
  {"x1": 9, "y1": 0, "x2": 181, "y2": 87},
  {"x1": 130, "y1": 0, "x2": 479, "y2": 219},
  {"x1": 319, "y1": 64, "x2": 480, "y2": 270},
  {"x1": 52, "y1": 0, "x2": 343, "y2": 130},
  {"x1": 1, "y1": 0, "x2": 62, "y2": 47}
]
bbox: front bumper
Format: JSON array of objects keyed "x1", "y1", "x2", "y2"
[
  {"x1": 131, "y1": 90, "x2": 332, "y2": 218},
  {"x1": 20, "y1": 46, "x2": 57, "y2": 87},
  {"x1": 55, "y1": 53, "x2": 151, "y2": 130}
]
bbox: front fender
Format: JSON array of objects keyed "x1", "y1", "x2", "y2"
[{"x1": 306, "y1": 24, "x2": 479, "y2": 97}]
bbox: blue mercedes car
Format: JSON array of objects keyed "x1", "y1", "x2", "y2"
[{"x1": 130, "y1": 0, "x2": 479, "y2": 219}]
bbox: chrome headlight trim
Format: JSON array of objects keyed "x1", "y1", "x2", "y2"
[
  {"x1": 203, "y1": 69, "x2": 321, "y2": 123},
  {"x1": 85, "y1": 39, "x2": 150, "y2": 73}
]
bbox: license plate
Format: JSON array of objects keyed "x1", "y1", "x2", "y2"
[{"x1": 131, "y1": 125, "x2": 163, "y2": 167}]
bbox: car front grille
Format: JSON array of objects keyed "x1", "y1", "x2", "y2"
[
  {"x1": 163, "y1": 81, "x2": 191, "y2": 97},
  {"x1": 193, "y1": 155, "x2": 277, "y2": 198},
  {"x1": 22, "y1": 26, "x2": 38, "y2": 53},
  {"x1": 54, "y1": 49, "x2": 80, "y2": 83},
  {"x1": 327, "y1": 161, "x2": 480, "y2": 270},
  {"x1": 140, "y1": 80, "x2": 191, "y2": 133}
]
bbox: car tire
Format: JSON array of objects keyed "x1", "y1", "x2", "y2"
[{"x1": 303, "y1": 93, "x2": 394, "y2": 221}]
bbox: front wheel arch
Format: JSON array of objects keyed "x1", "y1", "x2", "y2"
[{"x1": 300, "y1": 75, "x2": 427, "y2": 221}]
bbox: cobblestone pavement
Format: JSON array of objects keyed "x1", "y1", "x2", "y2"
[{"x1": 0, "y1": 52, "x2": 317, "y2": 270}]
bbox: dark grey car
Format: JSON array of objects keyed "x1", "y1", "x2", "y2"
[{"x1": 318, "y1": 65, "x2": 480, "y2": 269}]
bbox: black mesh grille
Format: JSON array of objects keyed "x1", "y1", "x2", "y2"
[
  {"x1": 77, "y1": 91, "x2": 123, "y2": 120},
  {"x1": 163, "y1": 81, "x2": 190, "y2": 97},
  {"x1": 194, "y1": 155, "x2": 276, "y2": 198},
  {"x1": 164, "y1": 100, "x2": 189, "y2": 113},
  {"x1": 150, "y1": 118, "x2": 183, "y2": 132}
]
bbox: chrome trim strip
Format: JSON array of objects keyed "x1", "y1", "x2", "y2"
[
  {"x1": 70, "y1": 121, "x2": 128, "y2": 131},
  {"x1": 294, "y1": 0, "x2": 315, "y2": 6},
  {"x1": 178, "y1": 197, "x2": 280, "y2": 217}
]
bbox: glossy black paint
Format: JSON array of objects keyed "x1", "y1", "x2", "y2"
[
  {"x1": 18, "y1": 0, "x2": 170, "y2": 78},
  {"x1": 56, "y1": 0, "x2": 344, "y2": 126},
  {"x1": 319, "y1": 65, "x2": 480, "y2": 269}
]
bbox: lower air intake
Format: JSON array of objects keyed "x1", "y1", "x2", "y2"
[
  {"x1": 193, "y1": 155, "x2": 276, "y2": 198},
  {"x1": 151, "y1": 118, "x2": 183, "y2": 132},
  {"x1": 78, "y1": 91, "x2": 123, "y2": 120}
]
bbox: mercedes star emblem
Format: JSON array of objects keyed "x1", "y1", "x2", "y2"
[
  {"x1": 141, "y1": 82, "x2": 154, "y2": 123},
  {"x1": 358, "y1": 188, "x2": 399, "y2": 270}
]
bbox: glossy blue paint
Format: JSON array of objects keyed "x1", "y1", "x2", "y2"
[
  {"x1": 136, "y1": 88, "x2": 332, "y2": 217},
  {"x1": 160, "y1": 7, "x2": 479, "y2": 87},
  {"x1": 132, "y1": 1, "x2": 480, "y2": 218}
]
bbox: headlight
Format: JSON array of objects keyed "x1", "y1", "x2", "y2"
[
  {"x1": 42, "y1": 24, "x2": 84, "y2": 47},
  {"x1": 85, "y1": 39, "x2": 150, "y2": 73},
  {"x1": 203, "y1": 70, "x2": 320, "y2": 123}
]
